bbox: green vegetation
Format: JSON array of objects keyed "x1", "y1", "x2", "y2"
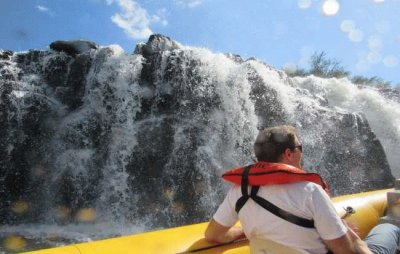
[{"x1": 284, "y1": 51, "x2": 398, "y2": 89}]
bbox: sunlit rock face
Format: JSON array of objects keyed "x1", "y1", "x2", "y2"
[{"x1": 0, "y1": 34, "x2": 397, "y2": 229}]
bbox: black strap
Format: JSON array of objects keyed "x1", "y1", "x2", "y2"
[
  {"x1": 235, "y1": 165, "x2": 315, "y2": 228},
  {"x1": 235, "y1": 165, "x2": 252, "y2": 213}
]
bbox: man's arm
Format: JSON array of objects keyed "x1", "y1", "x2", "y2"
[
  {"x1": 324, "y1": 226, "x2": 373, "y2": 254},
  {"x1": 204, "y1": 217, "x2": 372, "y2": 253},
  {"x1": 204, "y1": 219, "x2": 245, "y2": 243}
]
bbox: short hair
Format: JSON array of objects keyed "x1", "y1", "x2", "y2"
[{"x1": 254, "y1": 125, "x2": 300, "y2": 162}]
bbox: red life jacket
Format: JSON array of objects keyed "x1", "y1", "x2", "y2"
[
  {"x1": 222, "y1": 162, "x2": 330, "y2": 228},
  {"x1": 222, "y1": 161, "x2": 329, "y2": 193}
]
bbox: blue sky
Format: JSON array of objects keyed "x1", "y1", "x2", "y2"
[{"x1": 1, "y1": 0, "x2": 399, "y2": 85}]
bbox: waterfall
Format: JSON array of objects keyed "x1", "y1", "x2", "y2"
[{"x1": 0, "y1": 35, "x2": 397, "y2": 251}]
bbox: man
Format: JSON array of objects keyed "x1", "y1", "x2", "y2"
[{"x1": 205, "y1": 125, "x2": 399, "y2": 254}]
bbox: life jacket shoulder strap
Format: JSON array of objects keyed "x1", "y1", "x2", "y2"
[{"x1": 236, "y1": 165, "x2": 315, "y2": 229}]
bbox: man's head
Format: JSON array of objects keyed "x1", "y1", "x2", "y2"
[{"x1": 253, "y1": 125, "x2": 302, "y2": 168}]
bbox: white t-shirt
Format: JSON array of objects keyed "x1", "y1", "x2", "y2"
[{"x1": 213, "y1": 182, "x2": 347, "y2": 254}]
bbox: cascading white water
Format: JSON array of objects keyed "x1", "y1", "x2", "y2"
[
  {"x1": 165, "y1": 48, "x2": 259, "y2": 209},
  {"x1": 0, "y1": 39, "x2": 398, "y2": 252},
  {"x1": 294, "y1": 76, "x2": 400, "y2": 177},
  {"x1": 42, "y1": 45, "x2": 147, "y2": 226}
]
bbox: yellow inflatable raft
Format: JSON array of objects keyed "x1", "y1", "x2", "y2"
[{"x1": 21, "y1": 188, "x2": 391, "y2": 254}]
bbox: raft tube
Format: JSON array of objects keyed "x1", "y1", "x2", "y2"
[{"x1": 21, "y1": 188, "x2": 390, "y2": 254}]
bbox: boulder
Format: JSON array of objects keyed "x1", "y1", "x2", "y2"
[
  {"x1": 50, "y1": 40, "x2": 98, "y2": 56},
  {"x1": 134, "y1": 34, "x2": 181, "y2": 57}
]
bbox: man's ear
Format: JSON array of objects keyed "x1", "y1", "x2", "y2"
[{"x1": 281, "y1": 148, "x2": 292, "y2": 161}]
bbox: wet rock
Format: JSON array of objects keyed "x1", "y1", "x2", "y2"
[
  {"x1": 134, "y1": 34, "x2": 181, "y2": 57},
  {"x1": 50, "y1": 40, "x2": 98, "y2": 56},
  {"x1": 0, "y1": 50, "x2": 13, "y2": 60}
]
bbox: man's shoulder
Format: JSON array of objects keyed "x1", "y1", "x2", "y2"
[
  {"x1": 285, "y1": 181, "x2": 325, "y2": 192},
  {"x1": 228, "y1": 181, "x2": 326, "y2": 196},
  {"x1": 254, "y1": 182, "x2": 326, "y2": 198},
  {"x1": 282, "y1": 182, "x2": 328, "y2": 199}
]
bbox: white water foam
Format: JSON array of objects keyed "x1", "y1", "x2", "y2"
[{"x1": 294, "y1": 76, "x2": 400, "y2": 177}]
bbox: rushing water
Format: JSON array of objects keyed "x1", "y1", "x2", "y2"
[
  {"x1": 294, "y1": 77, "x2": 400, "y2": 178},
  {"x1": 0, "y1": 39, "x2": 399, "y2": 253}
]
